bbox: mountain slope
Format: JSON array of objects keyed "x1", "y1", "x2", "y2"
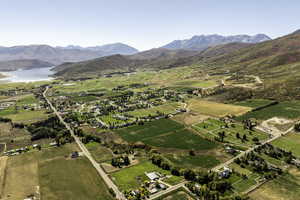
[
  {"x1": 162, "y1": 34, "x2": 270, "y2": 51},
  {"x1": 53, "y1": 48, "x2": 198, "y2": 78},
  {"x1": 0, "y1": 59, "x2": 53, "y2": 71},
  {"x1": 0, "y1": 43, "x2": 138, "y2": 65},
  {"x1": 57, "y1": 43, "x2": 138, "y2": 55}
]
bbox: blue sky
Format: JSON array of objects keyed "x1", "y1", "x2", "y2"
[{"x1": 0, "y1": 0, "x2": 299, "y2": 50}]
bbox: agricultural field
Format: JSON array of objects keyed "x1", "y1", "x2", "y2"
[
  {"x1": 115, "y1": 118, "x2": 184, "y2": 142},
  {"x1": 193, "y1": 118, "x2": 268, "y2": 147},
  {"x1": 155, "y1": 188, "x2": 194, "y2": 200},
  {"x1": 236, "y1": 101, "x2": 300, "y2": 121},
  {"x1": 0, "y1": 143, "x2": 113, "y2": 200},
  {"x1": 111, "y1": 161, "x2": 182, "y2": 191},
  {"x1": 143, "y1": 129, "x2": 218, "y2": 150},
  {"x1": 164, "y1": 153, "x2": 220, "y2": 169},
  {"x1": 187, "y1": 99, "x2": 251, "y2": 117},
  {"x1": 126, "y1": 102, "x2": 181, "y2": 118},
  {"x1": 116, "y1": 118, "x2": 218, "y2": 150},
  {"x1": 234, "y1": 99, "x2": 274, "y2": 108},
  {"x1": 271, "y1": 132, "x2": 300, "y2": 157},
  {"x1": 173, "y1": 79, "x2": 217, "y2": 88},
  {"x1": 85, "y1": 142, "x2": 113, "y2": 163},
  {"x1": 249, "y1": 167, "x2": 300, "y2": 200},
  {"x1": 0, "y1": 94, "x2": 49, "y2": 124}
]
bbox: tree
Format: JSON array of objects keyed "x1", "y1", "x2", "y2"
[
  {"x1": 242, "y1": 134, "x2": 247, "y2": 141},
  {"x1": 295, "y1": 122, "x2": 300, "y2": 132},
  {"x1": 236, "y1": 133, "x2": 240, "y2": 139},
  {"x1": 252, "y1": 137, "x2": 259, "y2": 143},
  {"x1": 189, "y1": 150, "x2": 196, "y2": 156}
]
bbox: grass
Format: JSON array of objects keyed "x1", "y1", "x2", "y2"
[
  {"x1": 163, "y1": 176, "x2": 184, "y2": 185},
  {"x1": 249, "y1": 168, "x2": 300, "y2": 200},
  {"x1": 127, "y1": 102, "x2": 181, "y2": 117},
  {"x1": 173, "y1": 80, "x2": 217, "y2": 88},
  {"x1": 39, "y1": 157, "x2": 113, "y2": 200},
  {"x1": 5, "y1": 110, "x2": 48, "y2": 124},
  {"x1": 154, "y1": 187, "x2": 194, "y2": 200},
  {"x1": 143, "y1": 129, "x2": 218, "y2": 150},
  {"x1": 85, "y1": 142, "x2": 113, "y2": 163},
  {"x1": 231, "y1": 173, "x2": 259, "y2": 193},
  {"x1": 234, "y1": 99, "x2": 274, "y2": 108},
  {"x1": 0, "y1": 143, "x2": 113, "y2": 200},
  {"x1": 193, "y1": 119, "x2": 268, "y2": 147},
  {"x1": 187, "y1": 99, "x2": 251, "y2": 117},
  {"x1": 115, "y1": 118, "x2": 184, "y2": 142},
  {"x1": 165, "y1": 153, "x2": 220, "y2": 169},
  {"x1": 236, "y1": 101, "x2": 300, "y2": 121},
  {"x1": 111, "y1": 161, "x2": 174, "y2": 191},
  {"x1": 271, "y1": 133, "x2": 300, "y2": 157}
]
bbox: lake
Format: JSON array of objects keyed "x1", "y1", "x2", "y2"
[{"x1": 0, "y1": 67, "x2": 55, "y2": 83}]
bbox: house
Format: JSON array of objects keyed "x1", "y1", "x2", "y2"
[
  {"x1": 146, "y1": 172, "x2": 160, "y2": 181},
  {"x1": 219, "y1": 166, "x2": 232, "y2": 178}
]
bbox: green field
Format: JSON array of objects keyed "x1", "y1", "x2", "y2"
[
  {"x1": 234, "y1": 99, "x2": 274, "y2": 108},
  {"x1": 193, "y1": 119, "x2": 268, "y2": 147},
  {"x1": 271, "y1": 133, "x2": 300, "y2": 157},
  {"x1": 115, "y1": 118, "x2": 184, "y2": 142},
  {"x1": 127, "y1": 102, "x2": 180, "y2": 117},
  {"x1": 236, "y1": 101, "x2": 300, "y2": 121},
  {"x1": 154, "y1": 188, "x2": 194, "y2": 200},
  {"x1": 174, "y1": 80, "x2": 217, "y2": 88},
  {"x1": 85, "y1": 142, "x2": 113, "y2": 163},
  {"x1": 111, "y1": 161, "x2": 178, "y2": 191},
  {"x1": 39, "y1": 157, "x2": 112, "y2": 200},
  {"x1": 162, "y1": 175, "x2": 184, "y2": 185},
  {"x1": 165, "y1": 153, "x2": 220, "y2": 169},
  {"x1": 143, "y1": 129, "x2": 218, "y2": 150},
  {"x1": 1, "y1": 143, "x2": 113, "y2": 200}
]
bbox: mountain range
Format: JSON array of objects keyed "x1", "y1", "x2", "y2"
[
  {"x1": 52, "y1": 30, "x2": 300, "y2": 99},
  {"x1": 161, "y1": 34, "x2": 271, "y2": 51},
  {"x1": 0, "y1": 43, "x2": 138, "y2": 66},
  {"x1": 0, "y1": 59, "x2": 53, "y2": 72}
]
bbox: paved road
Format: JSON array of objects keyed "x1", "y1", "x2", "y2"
[
  {"x1": 43, "y1": 87, "x2": 126, "y2": 200},
  {"x1": 149, "y1": 182, "x2": 187, "y2": 200},
  {"x1": 212, "y1": 124, "x2": 294, "y2": 172}
]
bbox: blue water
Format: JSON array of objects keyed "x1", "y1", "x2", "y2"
[{"x1": 0, "y1": 67, "x2": 55, "y2": 83}]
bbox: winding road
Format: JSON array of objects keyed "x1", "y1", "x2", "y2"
[{"x1": 43, "y1": 87, "x2": 125, "y2": 200}]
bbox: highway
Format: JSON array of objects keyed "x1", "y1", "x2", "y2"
[{"x1": 43, "y1": 86, "x2": 126, "y2": 200}]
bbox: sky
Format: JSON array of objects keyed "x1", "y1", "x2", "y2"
[{"x1": 0, "y1": 0, "x2": 299, "y2": 50}]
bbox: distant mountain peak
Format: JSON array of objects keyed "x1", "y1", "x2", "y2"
[{"x1": 162, "y1": 34, "x2": 271, "y2": 51}]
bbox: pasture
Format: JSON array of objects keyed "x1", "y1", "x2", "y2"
[
  {"x1": 85, "y1": 142, "x2": 113, "y2": 163},
  {"x1": 115, "y1": 118, "x2": 184, "y2": 142},
  {"x1": 165, "y1": 153, "x2": 220, "y2": 169},
  {"x1": 187, "y1": 99, "x2": 251, "y2": 117},
  {"x1": 236, "y1": 101, "x2": 300, "y2": 121},
  {"x1": 193, "y1": 119, "x2": 268, "y2": 147},
  {"x1": 234, "y1": 99, "x2": 273, "y2": 108},
  {"x1": 249, "y1": 168, "x2": 300, "y2": 200},
  {"x1": 271, "y1": 133, "x2": 300, "y2": 157},
  {"x1": 111, "y1": 161, "x2": 177, "y2": 191},
  {"x1": 0, "y1": 143, "x2": 113, "y2": 200},
  {"x1": 155, "y1": 188, "x2": 194, "y2": 200},
  {"x1": 126, "y1": 102, "x2": 181, "y2": 118},
  {"x1": 143, "y1": 129, "x2": 218, "y2": 150}
]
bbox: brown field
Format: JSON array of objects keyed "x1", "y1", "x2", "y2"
[
  {"x1": 172, "y1": 112, "x2": 210, "y2": 125},
  {"x1": 0, "y1": 143, "x2": 113, "y2": 200},
  {"x1": 1, "y1": 153, "x2": 39, "y2": 200},
  {"x1": 187, "y1": 99, "x2": 251, "y2": 117},
  {"x1": 249, "y1": 167, "x2": 300, "y2": 200}
]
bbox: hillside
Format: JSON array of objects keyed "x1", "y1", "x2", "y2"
[
  {"x1": 0, "y1": 59, "x2": 53, "y2": 71},
  {"x1": 0, "y1": 43, "x2": 138, "y2": 65},
  {"x1": 162, "y1": 34, "x2": 270, "y2": 51},
  {"x1": 53, "y1": 48, "x2": 199, "y2": 78}
]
